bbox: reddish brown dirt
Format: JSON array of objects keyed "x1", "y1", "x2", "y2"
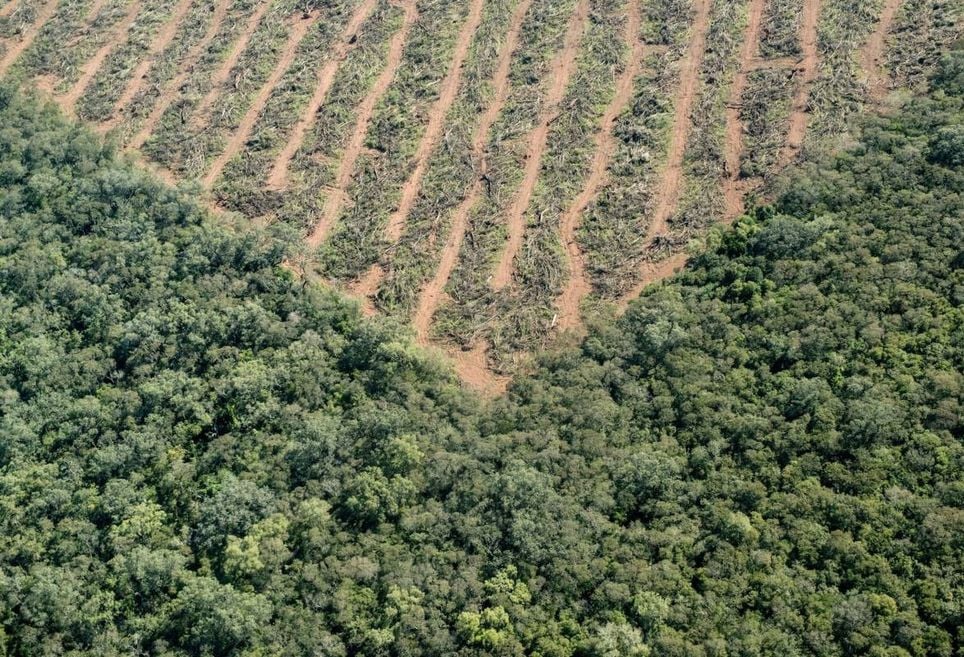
[
  {"x1": 106, "y1": 0, "x2": 194, "y2": 127},
  {"x1": 412, "y1": 0, "x2": 534, "y2": 343},
  {"x1": 127, "y1": 0, "x2": 232, "y2": 150},
  {"x1": 0, "y1": 0, "x2": 58, "y2": 76},
  {"x1": 266, "y1": 0, "x2": 378, "y2": 189},
  {"x1": 451, "y1": 341, "x2": 509, "y2": 396},
  {"x1": 190, "y1": 0, "x2": 271, "y2": 131},
  {"x1": 62, "y1": 1, "x2": 143, "y2": 114},
  {"x1": 555, "y1": 0, "x2": 643, "y2": 333},
  {"x1": 307, "y1": 0, "x2": 418, "y2": 248},
  {"x1": 489, "y1": 0, "x2": 589, "y2": 292},
  {"x1": 348, "y1": 264, "x2": 381, "y2": 317},
  {"x1": 860, "y1": 0, "x2": 901, "y2": 101},
  {"x1": 384, "y1": 0, "x2": 485, "y2": 243},
  {"x1": 0, "y1": 2, "x2": 19, "y2": 19},
  {"x1": 722, "y1": 0, "x2": 766, "y2": 219},
  {"x1": 778, "y1": 0, "x2": 821, "y2": 167},
  {"x1": 638, "y1": 0, "x2": 711, "y2": 248},
  {"x1": 202, "y1": 9, "x2": 319, "y2": 187}
]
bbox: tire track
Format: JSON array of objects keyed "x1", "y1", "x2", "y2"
[
  {"x1": 61, "y1": 0, "x2": 142, "y2": 114},
  {"x1": 722, "y1": 0, "x2": 766, "y2": 219},
  {"x1": 266, "y1": 0, "x2": 379, "y2": 189},
  {"x1": 106, "y1": 0, "x2": 194, "y2": 125},
  {"x1": 190, "y1": 0, "x2": 272, "y2": 131},
  {"x1": 489, "y1": 0, "x2": 589, "y2": 292},
  {"x1": 555, "y1": 0, "x2": 643, "y2": 333},
  {"x1": 306, "y1": 0, "x2": 417, "y2": 248},
  {"x1": 0, "y1": 0, "x2": 58, "y2": 76},
  {"x1": 202, "y1": 9, "x2": 320, "y2": 187},
  {"x1": 127, "y1": 0, "x2": 232, "y2": 151},
  {"x1": 860, "y1": 0, "x2": 901, "y2": 101},
  {"x1": 777, "y1": 0, "x2": 820, "y2": 166},
  {"x1": 412, "y1": 0, "x2": 533, "y2": 343}
]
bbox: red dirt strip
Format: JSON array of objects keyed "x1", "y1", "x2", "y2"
[
  {"x1": 555, "y1": 0, "x2": 644, "y2": 332},
  {"x1": 202, "y1": 9, "x2": 320, "y2": 187},
  {"x1": 489, "y1": 0, "x2": 590, "y2": 291},
  {"x1": 266, "y1": 0, "x2": 379, "y2": 189},
  {"x1": 306, "y1": 0, "x2": 417, "y2": 248}
]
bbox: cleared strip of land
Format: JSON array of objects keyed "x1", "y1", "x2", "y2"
[
  {"x1": 307, "y1": 0, "x2": 418, "y2": 248},
  {"x1": 0, "y1": 0, "x2": 59, "y2": 76},
  {"x1": 202, "y1": 10, "x2": 320, "y2": 187},
  {"x1": 555, "y1": 0, "x2": 643, "y2": 332},
  {"x1": 489, "y1": 0, "x2": 590, "y2": 291},
  {"x1": 778, "y1": 0, "x2": 821, "y2": 166},
  {"x1": 412, "y1": 0, "x2": 534, "y2": 342}
]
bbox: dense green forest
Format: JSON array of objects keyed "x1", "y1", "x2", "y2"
[{"x1": 1, "y1": 49, "x2": 963, "y2": 657}]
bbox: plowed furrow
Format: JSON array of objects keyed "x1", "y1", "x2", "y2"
[{"x1": 778, "y1": 0, "x2": 820, "y2": 166}]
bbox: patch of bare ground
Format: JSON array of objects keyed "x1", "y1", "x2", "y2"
[
  {"x1": 105, "y1": 0, "x2": 194, "y2": 129},
  {"x1": 411, "y1": 0, "x2": 534, "y2": 344},
  {"x1": 555, "y1": 0, "x2": 643, "y2": 333},
  {"x1": 489, "y1": 0, "x2": 589, "y2": 292},
  {"x1": 306, "y1": 0, "x2": 417, "y2": 248},
  {"x1": 722, "y1": 0, "x2": 766, "y2": 220},
  {"x1": 61, "y1": 1, "x2": 143, "y2": 115},
  {"x1": 202, "y1": 9, "x2": 320, "y2": 187},
  {"x1": 0, "y1": 0, "x2": 58, "y2": 76},
  {"x1": 126, "y1": 0, "x2": 232, "y2": 151},
  {"x1": 0, "y1": 2, "x2": 19, "y2": 20},
  {"x1": 266, "y1": 0, "x2": 379, "y2": 189},
  {"x1": 777, "y1": 0, "x2": 820, "y2": 167},
  {"x1": 860, "y1": 0, "x2": 901, "y2": 101}
]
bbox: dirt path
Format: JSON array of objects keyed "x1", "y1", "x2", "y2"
[
  {"x1": 638, "y1": 0, "x2": 711, "y2": 248},
  {"x1": 202, "y1": 9, "x2": 319, "y2": 187},
  {"x1": 384, "y1": 0, "x2": 485, "y2": 243},
  {"x1": 555, "y1": 0, "x2": 643, "y2": 333},
  {"x1": 0, "y1": 0, "x2": 58, "y2": 76},
  {"x1": 489, "y1": 0, "x2": 589, "y2": 291},
  {"x1": 62, "y1": 1, "x2": 142, "y2": 114},
  {"x1": 306, "y1": 0, "x2": 417, "y2": 248},
  {"x1": 619, "y1": 251, "x2": 688, "y2": 310},
  {"x1": 778, "y1": 0, "x2": 820, "y2": 166},
  {"x1": 452, "y1": 341, "x2": 509, "y2": 396},
  {"x1": 860, "y1": 0, "x2": 901, "y2": 101},
  {"x1": 412, "y1": 0, "x2": 533, "y2": 343},
  {"x1": 107, "y1": 0, "x2": 194, "y2": 125},
  {"x1": 190, "y1": 0, "x2": 271, "y2": 131},
  {"x1": 721, "y1": 0, "x2": 766, "y2": 219},
  {"x1": 127, "y1": 0, "x2": 232, "y2": 150},
  {"x1": 266, "y1": 0, "x2": 378, "y2": 189}
]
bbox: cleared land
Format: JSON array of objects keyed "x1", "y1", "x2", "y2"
[{"x1": 0, "y1": 0, "x2": 955, "y2": 386}]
